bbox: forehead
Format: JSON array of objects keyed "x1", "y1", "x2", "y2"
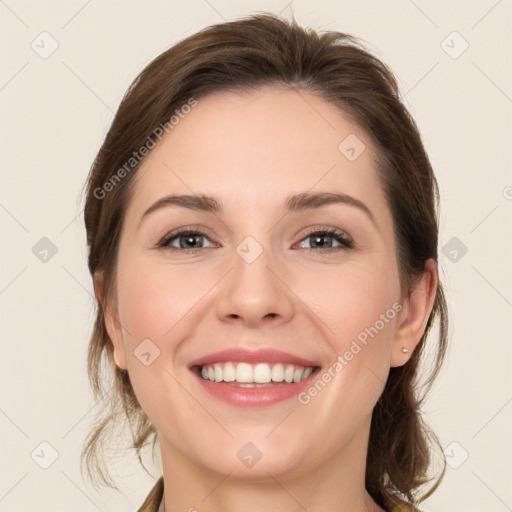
[{"x1": 126, "y1": 87, "x2": 390, "y2": 226}]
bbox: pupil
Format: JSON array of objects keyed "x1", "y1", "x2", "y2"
[
  {"x1": 182, "y1": 234, "x2": 200, "y2": 248},
  {"x1": 313, "y1": 234, "x2": 330, "y2": 248}
]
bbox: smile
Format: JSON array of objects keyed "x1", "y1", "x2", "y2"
[
  {"x1": 188, "y1": 347, "x2": 321, "y2": 406},
  {"x1": 199, "y1": 362, "x2": 315, "y2": 386}
]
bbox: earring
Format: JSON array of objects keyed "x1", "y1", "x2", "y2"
[
  {"x1": 114, "y1": 353, "x2": 120, "y2": 367},
  {"x1": 401, "y1": 347, "x2": 409, "y2": 354}
]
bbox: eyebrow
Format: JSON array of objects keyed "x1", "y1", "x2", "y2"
[{"x1": 141, "y1": 191, "x2": 377, "y2": 227}]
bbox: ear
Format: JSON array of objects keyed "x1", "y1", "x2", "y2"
[
  {"x1": 390, "y1": 258, "x2": 438, "y2": 367},
  {"x1": 93, "y1": 272, "x2": 127, "y2": 370}
]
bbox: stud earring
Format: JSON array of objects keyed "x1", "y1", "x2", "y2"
[{"x1": 401, "y1": 347, "x2": 409, "y2": 354}]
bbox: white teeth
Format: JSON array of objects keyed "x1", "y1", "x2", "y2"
[
  {"x1": 271, "y1": 363, "x2": 284, "y2": 382},
  {"x1": 214, "y1": 363, "x2": 223, "y2": 382},
  {"x1": 284, "y1": 364, "x2": 295, "y2": 383},
  {"x1": 199, "y1": 362, "x2": 315, "y2": 384},
  {"x1": 293, "y1": 367, "x2": 303, "y2": 383},
  {"x1": 254, "y1": 363, "x2": 272, "y2": 383},
  {"x1": 235, "y1": 362, "x2": 253, "y2": 383},
  {"x1": 223, "y1": 362, "x2": 235, "y2": 382}
]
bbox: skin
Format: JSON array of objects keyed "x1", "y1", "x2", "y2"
[{"x1": 98, "y1": 87, "x2": 437, "y2": 512}]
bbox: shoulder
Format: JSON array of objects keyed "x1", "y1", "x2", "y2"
[{"x1": 136, "y1": 476, "x2": 164, "y2": 512}]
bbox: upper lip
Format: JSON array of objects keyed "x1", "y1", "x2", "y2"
[{"x1": 188, "y1": 348, "x2": 320, "y2": 368}]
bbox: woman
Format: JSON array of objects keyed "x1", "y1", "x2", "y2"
[{"x1": 81, "y1": 13, "x2": 448, "y2": 512}]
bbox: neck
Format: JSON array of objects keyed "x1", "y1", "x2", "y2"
[{"x1": 158, "y1": 422, "x2": 385, "y2": 512}]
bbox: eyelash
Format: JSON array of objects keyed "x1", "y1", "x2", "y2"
[
  {"x1": 157, "y1": 225, "x2": 354, "y2": 254},
  {"x1": 296, "y1": 226, "x2": 354, "y2": 252}
]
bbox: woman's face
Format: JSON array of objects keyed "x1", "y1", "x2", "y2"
[{"x1": 105, "y1": 87, "x2": 419, "y2": 479}]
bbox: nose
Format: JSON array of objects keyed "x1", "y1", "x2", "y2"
[{"x1": 215, "y1": 245, "x2": 295, "y2": 328}]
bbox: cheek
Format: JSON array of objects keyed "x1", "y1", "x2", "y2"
[
  {"x1": 116, "y1": 261, "x2": 209, "y2": 346},
  {"x1": 297, "y1": 260, "x2": 401, "y2": 346},
  {"x1": 114, "y1": 261, "x2": 209, "y2": 426},
  {"x1": 296, "y1": 271, "x2": 399, "y2": 424},
  {"x1": 295, "y1": 260, "x2": 401, "y2": 404}
]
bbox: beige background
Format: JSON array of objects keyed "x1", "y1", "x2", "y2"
[{"x1": 1, "y1": 1, "x2": 511, "y2": 510}]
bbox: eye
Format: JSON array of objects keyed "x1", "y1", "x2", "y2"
[
  {"x1": 157, "y1": 225, "x2": 354, "y2": 253},
  {"x1": 296, "y1": 226, "x2": 354, "y2": 252},
  {"x1": 158, "y1": 229, "x2": 216, "y2": 251}
]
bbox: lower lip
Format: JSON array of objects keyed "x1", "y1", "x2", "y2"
[{"x1": 192, "y1": 370, "x2": 318, "y2": 407}]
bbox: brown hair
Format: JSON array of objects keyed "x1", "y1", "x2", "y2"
[{"x1": 81, "y1": 12, "x2": 448, "y2": 511}]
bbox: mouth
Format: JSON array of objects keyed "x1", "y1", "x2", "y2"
[
  {"x1": 193, "y1": 362, "x2": 317, "y2": 387},
  {"x1": 188, "y1": 348, "x2": 321, "y2": 407}
]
